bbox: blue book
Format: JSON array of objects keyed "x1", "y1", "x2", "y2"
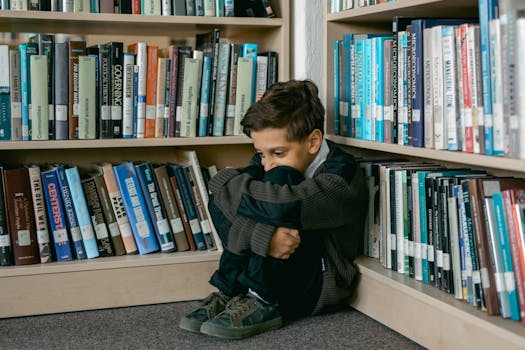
[
  {"x1": 341, "y1": 34, "x2": 352, "y2": 137},
  {"x1": 479, "y1": 0, "x2": 499, "y2": 155},
  {"x1": 374, "y1": 36, "x2": 391, "y2": 143},
  {"x1": 113, "y1": 162, "x2": 159, "y2": 255},
  {"x1": 354, "y1": 39, "x2": 365, "y2": 139},
  {"x1": 198, "y1": 55, "x2": 213, "y2": 137},
  {"x1": 216, "y1": 0, "x2": 225, "y2": 16},
  {"x1": 241, "y1": 43, "x2": 258, "y2": 105},
  {"x1": 41, "y1": 169, "x2": 73, "y2": 262},
  {"x1": 492, "y1": 192, "x2": 521, "y2": 321},
  {"x1": 65, "y1": 166, "x2": 99, "y2": 259},
  {"x1": 135, "y1": 162, "x2": 176, "y2": 253},
  {"x1": 19, "y1": 44, "x2": 29, "y2": 141},
  {"x1": 400, "y1": 32, "x2": 409, "y2": 145},
  {"x1": 167, "y1": 163, "x2": 207, "y2": 251},
  {"x1": 333, "y1": 39, "x2": 341, "y2": 136},
  {"x1": 212, "y1": 43, "x2": 231, "y2": 136},
  {"x1": 55, "y1": 165, "x2": 86, "y2": 260}
]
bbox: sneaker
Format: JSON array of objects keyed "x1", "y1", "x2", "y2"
[
  {"x1": 200, "y1": 294, "x2": 283, "y2": 339},
  {"x1": 179, "y1": 291, "x2": 231, "y2": 333}
]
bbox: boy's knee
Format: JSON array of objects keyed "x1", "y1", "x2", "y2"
[{"x1": 263, "y1": 166, "x2": 305, "y2": 185}]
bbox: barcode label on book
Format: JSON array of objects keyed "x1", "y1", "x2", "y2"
[
  {"x1": 407, "y1": 241, "x2": 414, "y2": 257},
  {"x1": 504, "y1": 272, "x2": 516, "y2": 292},
  {"x1": 494, "y1": 272, "x2": 505, "y2": 292},
  {"x1": 427, "y1": 245, "x2": 434, "y2": 262},
  {"x1": 436, "y1": 250, "x2": 443, "y2": 267},
  {"x1": 37, "y1": 229, "x2": 50, "y2": 243},
  {"x1": 94, "y1": 223, "x2": 109, "y2": 239},
  {"x1": 80, "y1": 224, "x2": 95, "y2": 241},
  {"x1": 17, "y1": 230, "x2": 30, "y2": 246},
  {"x1": 0, "y1": 235, "x2": 10, "y2": 247},
  {"x1": 414, "y1": 243, "x2": 421, "y2": 259},
  {"x1": 421, "y1": 243, "x2": 427, "y2": 259},
  {"x1": 170, "y1": 218, "x2": 183, "y2": 233},
  {"x1": 119, "y1": 222, "x2": 133, "y2": 238},
  {"x1": 56, "y1": 105, "x2": 67, "y2": 121},
  {"x1": 108, "y1": 222, "x2": 120, "y2": 237},
  {"x1": 200, "y1": 219, "x2": 211, "y2": 234},
  {"x1": 12, "y1": 102, "x2": 21, "y2": 120},
  {"x1": 156, "y1": 219, "x2": 170, "y2": 235},
  {"x1": 480, "y1": 268, "x2": 490, "y2": 287},
  {"x1": 442, "y1": 253, "x2": 450, "y2": 271},
  {"x1": 53, "y1": 228, "x2": 68, "y2": 244},
  {"x1": 136, "y1": 220, "x2": 150, "y2": 238},
  {"x1": 146, "y1": 105, "x2": 155, "y2": 120},
  {"x1": 189, "y1": 219, "x2": 200, "y2": 234},
  {"x1": 70, "y1": 226, "x2": 82, "y2": 241},
  {"x1": 472, "y1": 270, "x2": 481, "y2": 284},
  {"x1": 384, "y1": 106, "x2": 393, "y2": 121},
  {"x1": 390, "y1": 234, "x2": 396, "y2": 249}
]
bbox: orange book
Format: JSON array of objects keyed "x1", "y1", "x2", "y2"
[
  {"x1": 145, "y1": 45, "x2": 159, "y2": 138},
  {"x1": 100, "y1": 163, "x2": 138, "y2": 254}
]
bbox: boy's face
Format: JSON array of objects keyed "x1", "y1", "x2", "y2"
[{"x1": 251, "y1": 127, "x2": 323, "y2": 173}]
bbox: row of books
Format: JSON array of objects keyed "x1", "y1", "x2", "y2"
[
  {"x1": 1, "y1": 0, "x2": 275, "y2": 17},
  {"x1": 333, "y1": 1, "x2": 525, "y2": 159},
  {"x1": 0, "y1": 150, "x2": 220, "y2": 266},
  {"x1": 0, "y1": 31, "x2": 278, "y2": 141},
  {"x1": 360, "y1": 158, "x2": 525, "y2": 325},
  {"x1": 329, "y1": 0, "x2": 395, "y2": 13}
]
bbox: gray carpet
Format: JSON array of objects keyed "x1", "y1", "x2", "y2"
[{"x1": 0, "y1": 301, "x2": 424, "y2": 349}]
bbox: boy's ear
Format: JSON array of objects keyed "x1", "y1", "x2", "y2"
[{"x1": 308, "y1": 129, "x2": 323, "y2": 155}]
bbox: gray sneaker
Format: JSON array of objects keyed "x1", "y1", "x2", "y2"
[
  {"x1": 179, "y1": 291, "x2": 231, "y2": 333},
  {"x1": 200, "y1": 294, "x2": 283, "y2": 339}
]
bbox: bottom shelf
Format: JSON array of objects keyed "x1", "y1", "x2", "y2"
[
  {"x1": 0, "y1": 251, "x2": 220, "y2": 318},
  {"x1": 352, "y1": 257, "x2": 525, "y2": 350}
]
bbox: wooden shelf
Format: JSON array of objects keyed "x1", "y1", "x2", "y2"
[
  {"x1": 0, "y1": 136, "x2": 252, "y2": 150},
  {"x1": 353, "y1": 257, "x2": 525, "y2": 349},
  {"x1": 327, "y1": 135, "x2": 525, "y2": 175}
]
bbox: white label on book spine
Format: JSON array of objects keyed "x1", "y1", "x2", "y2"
[
  {"x1": 189, "y1": 218, "x2": 201, "y2": 234},
  {"x1": 70, "y1": 226, "x2": 82, "y2": 242},
  {"x1": 464, "y1": 108, "x2": 472, "y2": 127},
  {"x1": 407, "y1": 241, "x2": 414, "y2": 257},
  {"x1": 108, "y1": 222, "x2": 120, "y2": 237},
  {"x1": 156, "y1": 219, "x2": 170, "y2": 235},
  {"x1": 111, "y1": 106, "x2": 122, "y2": 121},
  {"x1": 119, "y1": 222, "x2": 133, "y2": 238},
  {"x1": 510, "y1": 115, "x2": 519, "y2": 129},
  {"x1": 390, "y1": 234, "x2": 396, "y2": 249},
  {"x1": 94, "y1": 223, "x2": 109, "y2": 239},
  {"x1": 384, "y1": 106, "x2": 393, "y2": 121},
  {"x1": 421, "y1": 243, "x2": 427, "y2": 259},
  {"x1": 494, "y1": 272, "x2": 505, "y2": 292},
  {"x1": 480, "y1": 268, "x2": 490, "y2": 288},
  {"x1": 48, "y1": 105, "x2": 54, "y2": 121},
  {"x1": 436, "y1": 250, "x2": 443, "y2": 267},
  {"x1": 146, "y1": 105, "x2": 155, "y2": 120},
  {"x1": 12, "y1": 102, "x2": 21, "y2": 119},
  {"x1": 53, "y1": 228, "x2": 67, "y2": 244},
  {"x1": 176, "y1": 106, "x2": 183, "y2": 123},
  {"x1": 136, "y1": 220, "x2": 150, "y2": 238},
  {"x1": 200, "y1": 219, "x2": 212, "y2": 234},
  {"x1": 412, "y1": 109, "x2": 421, "y2": 122},
  {"x1": 0, "y1": 235, "x2": 10, "y2": 247},
  {"x1": 442, "y1": 253, "x2": 450, "y2": 271},
  {"x1": 170, "y1": 218, "x2": 184, "y2": 233},
  {"x1": 504, "y1": 272, "x2": 516, "y2": 292},
  {"x1": 414, "y1": 243, "x2": 421, "y2": 259},
  {"x1": 427, "y1": 244, "x2": 434, "y2": 262},
  {"x1": 56, "y1": 105, "x2": 67, "y2": 121},
  {"x1": 37, "y1": 229, "x2": 50, "y2": 243},
  {"x1": 80, "y1": 224, "x2": 95, "y2": 241},
  {"x1": 17, "y1": 230, "x2": 30, "y2": 246}
]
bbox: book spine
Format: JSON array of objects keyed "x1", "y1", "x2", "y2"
[
  {"x1": 122, "y1": 52, "x2": 135, "y2": 138},
  {"x1": 489, "y1": 19, "x2": 504, "y2": 155},
  {"x1": 215, "y1": 0, "x2": 224, "y2": 16},
  {"x1": 68, "y1": 41, "x2": 86, "y2": 140},
  {"x1": 418, "y1": 172, "x2": 429, "y2": 283},
  {"x1": 442, "y1": 26, "x2": 460, "y2": 151},
  {"x1": 212, "y1": 43, "x2": 231, "y2": 136},
  {"x1": 145, "y1": 45, "x2": 158, "y2": 138},
  {"x1": 142, "y1": 0, "x2": 161, "y2": 14},
  {"x1": 508, "y1": 189, "x2": 525, "y2": 322},
  {"x1": 469, "y1": 25, "x2": 485, "y2": 154},
  {"x1": 129, "y1": 42, "x2": 147, "y2": 138},
  {"x1": 154, "y1": 57, "x2": 168, "y2": 138},
  {"x1": 225, "y1": 43, "x2": 240, "y2": 136},
  {"x1": 431, "y1": 26, "x2": 445, "y2": 149},
  {"x1": 65, "y1": 166, "x2": 99, "y2": 259},
  {"x1": 54, "y1": 42, "x2": 68, "y2": 140},
  {"x1": 9, "y1": 50, "x2": 22, "y2": 141},
  {"x1": 172, "y1": 0, "x2": 186, "y2": 15},
  {"x1": 224, "y1": 0, "x2": 233, "y2": 16},
  {"x1": 170, "y1": 174, "x2": 197, "y2": 250},
  {"x1": 167, "y1": 46, "x2": 179, "y2": 137},
  {"x1": 41, "y1": 169, "x2": 73, "y2": 262},
  {"x1": 101, "y1": 163, "x2": 138, "y2": 254},
  {"x1": 0, "y1": 45, "x2": 10, "y2": 141},
  {"x1": 423, "y1": 28, "x2": 433, "y2": 148},
  {"x1": 37, "y1": 35, "x2": 55, "y2": 140},
  {"x1": 233, "y1": 57, "x2": 254, "y2": 135},
  {"x1": 175, "y1": 47, "x2": 192, "y2": 137},
  {"x1": 82, "y1": 177, "x2": 114, "y2": 257},
  {"x1": 113, "y1": 162, "x2": 159, "y2": 254},
  {"x1": 132, "y1": 65, "x2": 139, "y2": 137},
  {"x1": 180, "y1": 57, "x2": 201, "y2": 137},
  {"x1": 398, "y1": 32, "x2": 408, "y2": 145},
  {"x1": 161, "y1": 0, "x2": 171, "y2": 15},
  {"x1": 30, "y1": 55, "x2": 49, "y2": 140},
  {"x1": 0, "y1": 169, "x2": 13, "y2": 265},
  {"x1": 135, "y1": 163, "x2": 176, "y2": 252},
  {"x1": 203, "y1": 0, "x2": 214, "y2": 16},
  {"x1": 411, "y1": 21, "x2": 423, "y2": 147},
  {"x1": 185, "y1": 166, "x2": 215, "y2": 249},
  {"x1": 110, "y1": 42, "x2": 124, "y2": 138},
  {"x1": 341, "y1": 35, "x2": 351, "y2": 137},
  {"x1": 254, "y1": 55, "x2": 268, "y2": 102},
  {"x1": 98, "y1": 44, "x2": 112, "y2": 139},
  {"x1": 375, "y1": 37, "x2": 386, "y2": 143},
  {"x1": 28, "y1": 166, "x2": 52, "y2": 263},
  {"x1": 458, "y1": 25, "x2": 470, "y2": 153},
  {"x1": 479, "y1": 0, "x2": 495, "y2": 154},
  {"x1": 198, "y1": 55, "x2": 212, "y2": 137},
  {"x1": 78, "y1": 55, "x2": 96, "y2": 139},
  {"x1": 55, "y1": 165, "x2": 86, "y2": 260}
]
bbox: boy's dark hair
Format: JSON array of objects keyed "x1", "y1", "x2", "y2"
[{"x1": 241, "y1": 79, "x2": 325, "y2": 141}]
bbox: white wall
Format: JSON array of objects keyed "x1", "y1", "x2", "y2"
[{"x1": 291, "y1": 0, "x2": 325, "y2": 100}]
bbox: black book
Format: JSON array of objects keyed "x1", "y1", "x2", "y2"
[
  {"x1": 38, "y1": 0, "x2": 51, "y2": 10},
  {"x1": 0, "y1": 168, "x2": 13, "y2": 266},
  {"x1": 425, "y1": 176, "x2": 436, "y2": 285},
  {"x1": 120, "y1": 0, "x2": 132, "y2": 13},
  {"x1": 234, "y1": 0, "x2": 275, "y2": 17},
  {"x1": 389, "y1": 167, "x2": 397, "y2": 272},
  {"x1": 439, "y1": 177, "x2": 453, "y2": 294},
  {"x1": 175, "y1": 46, "x2": 192, "y2": 137},
  {"x1": 35, "y1": 34, "x2": 55, "y2": 140},
  {"x1": 110, "y1": 42, "x2": 124, "y2": 138},
  {"x1": 98, "y1": 43, "x2": 112, "y2": 139}
]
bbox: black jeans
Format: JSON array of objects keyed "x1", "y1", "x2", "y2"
[{"x1": 208, "y1": 166, "x2": 324, "y2": 319}]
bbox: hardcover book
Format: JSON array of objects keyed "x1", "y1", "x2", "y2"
[
  {"x1": 54, "y1": 42, "x2": 69, "y2": 140},
  {"x1": 28, "y1": 166, "x2": 52, "y2": 263},
  {"x1": 68, "y1": 41, "x2": 87, "y2": 140},
  {"x1": 9, "y1": 49, "x2": 22, "y2": 141},
  {"x1": 0, "y1": 168, "x2": 13, "y2": 266},
  {"x1": 0, "y1": 45, "x2": 10, "y2": 141}
]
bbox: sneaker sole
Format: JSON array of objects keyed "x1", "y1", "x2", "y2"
[
  {"x1": 179, "y1": 317, "x2": 204, "y2": 334},
  {"x1": 200, "y1": 317, "x2": 283, "y2": 339}
]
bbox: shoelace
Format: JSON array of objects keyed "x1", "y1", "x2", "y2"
[{"x1": 223, "y1": 296, "x2": 258, "y2": 318}]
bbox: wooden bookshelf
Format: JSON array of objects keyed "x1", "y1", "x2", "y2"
[
  {"x1": 325, "y1": 0, "x2": 525, "y2": 348},
  {"x1": 0, "y1": 1, "x2": 289, "y2": 318}
]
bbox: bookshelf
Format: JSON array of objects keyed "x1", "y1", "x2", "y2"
[
  {"x1": 0, "y1": 1, "x2": 288, "y2": 318},
  {"x1": 325, "y1": 1, "x2": 525, "y2": 349}
]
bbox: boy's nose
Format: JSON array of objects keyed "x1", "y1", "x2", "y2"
[{"x1": 263, "y1": 161, "x2": 275, "y2": 172}]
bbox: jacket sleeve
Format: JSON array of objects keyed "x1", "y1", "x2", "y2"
[
  {"x1": 208, "y1": 161, "x2": 365, "y2": 231},
  {"x1": 226, "y1": 216, "x2": 276, "y2": 257}
]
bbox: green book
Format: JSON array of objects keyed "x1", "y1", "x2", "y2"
[
  {"x1": 233, "y1": 57, "x2": 254, "y2": 135},
  {"x1": 78, "y1": 56, "x2": 96, "y2": 140},
  {"x1": 30, "y1": 55, "x2": 49, "y2": 141},
  {"x1": 180, "y1": 57, "x2": 201, "y2": 138}
]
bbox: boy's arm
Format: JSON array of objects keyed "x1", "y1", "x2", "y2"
[{"x1": 209, "y1": 160, "x2": 365, "y2": 231}]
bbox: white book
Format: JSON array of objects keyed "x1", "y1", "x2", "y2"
[
  {"x1": 122, "y1": 53, "x2": 134, "y2": 138},
  {"x1": 204, "y1": 0, "x2": 215, "y2": 16},
  {"x1": 143, "y1": 0, "x2": 161, "y2": 15},
  {"x1": 455, "y1": 26, "x2": 466, "y2": 153},
  {"x1": 432, "y1": 26, "x2": 446, "y2": 149},
  {"x1": 255, "y1": 55, "x2": 268, "y2": 102},
  {"x1": 9, "y1": 50, "x2": 22, "y2": 141},
  {"x1": 30, "y1": 55, "x2": 49, "y2": 141},
  {"x1": 489, "y1": 19, "x2": 505, "y2": 155},
  {"x1": 517, "y1": 18, "x2": 525, "y2": 159},
  {"x1": 371, "y1": 37, "x2": 377, "y2": 141},
  {"x1": 162, "y1": 0, "x2": 171, "y2": 15},
  {"x1": 233, "y1": 57, "x2": 255, "y2": 135},
  {"x1": 468, "y1": 25, "x2": 484, "y2": 154},
  {"x1": 135, "y1": 43, "x2": 147, "y2": 138},
  {"x1": 395, "y1": 170, "x2": 404, "y2": 274},
  {"x1": 10, "y1": 0, "x2": 28, "y2": 10},
  {"x1": 74, "y1": 0, "x2": 90, "y2": 12},
  {"x1": 78, "y1": 56, "x2": 96, "y2": 139},
  {"x1": 412, "y1": 173, "x2": 422, "y2": 281},
  {"x1": 180, "y1": 57, "x2": 201, "y2": 137},
  {"x1": 0, "y1": 45, "x2": 9, "y2": 141},
  {"x1": 442, "y1": 26, "x2": 460, "y2": 151},
  {"x1": 448, "y1": 194, "x2": 463, "y2": 300},
  {"x1": 155, "y1": 57, "x2": 168, "y2": 138}
]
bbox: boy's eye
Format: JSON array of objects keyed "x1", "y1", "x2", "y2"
[
  {"x1": 256, "y1": 152, "x2": 265, "y2": 158},
  {"x1": 274, "y1": 151, "x2": 285, "y2": 157}
]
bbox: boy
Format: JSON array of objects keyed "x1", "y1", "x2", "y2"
[{"x1": 180, "y1": 80, "x2": 368, "y2": 339}]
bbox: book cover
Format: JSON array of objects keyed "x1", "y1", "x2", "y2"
[
  {"x1": 30, "y1": 55, "x2": 49, "y2": 141},
  {"x1": 4, "y1": 168, "x2": 40, "y2": 265},
  {"x1": 9, "y1": 49, "x2": 22, "y2": 141},
  {"x1": 180, "y1": 57, "x2": 201, "y2": 138},
  {"x1": 0, "y1": 45, "x2": 10, "y2": 141},
  {"x1": 233, "y1": 57, "x2": 254, "y2": 135},
  {"x1": 78, "y1": 55, "x2": 96, "y2": 139},
  {"x1": 0, "y1": 168, "x2": 13, "y2": 266},
  {"x1": 54, "y1": 42, "x2": 69, "y2": 140},
  {"x1": 145, "y1": 45, "x2": 158, "y2": 138},
  {"x1": 155, "y1": 57, "x2": 168, "y2": 138},
  {"x1": 122, "y1": 52, "x2": 135, "y2": 138},
  {"x1": 28, "y1": 166, "x2": 52, "y2": 263},
  {"x1": 41, "y1": 167, "x2": 73, "y2": 262},
  {"x1": 127, "y1": 42, "x2": 147, "y2": 138},
  {"x1": 211, "y1": 43, "x2": 231, "y2": 136},
  {"x1": 113, "y1": 162, "x2": 159, "y2": 254},
  {"x1": 65, "y1": 166, "x2": 99, "y2": 259},
  {"x1": 198, "y1": 55, "x2": 212, "y2": 137},
  {"x1": 135, "y1": 162, "x2": 176, "y2": 252},
  {"x1": 68, "y1": 41, "x2": 87, "y2": 140}
]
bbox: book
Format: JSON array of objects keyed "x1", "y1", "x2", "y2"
[
  {"x1": 28, "y1": 166, "x2": 52, "y2": 263},
  {"x1": 225, "y1": 43, "x2": 241, "y2": 136},
  {"x1": 154, "y1": 57, "x2": 168, "y2": 138},
  {"x1": 185, "y1": 166, "x2": 215, "y2": 249},
  {"x1": 145, "y1": 45, "x2": 158, "y2": 138},
  {"x1": 113, "y1": 162, "x2": 159, "y2": 254},
  {"x1": 233, "y1": 57, "x2": 255, "y2": 135},
  {"x1": 98, "y1": 43, "x2": 113, "y2": 139},
  {"x1": 68, "y1": 41, "x2": 87, "y2": 140},
  {"x1": 127, "y1": 42, "x2": 147, "y2": 138},
  {"x1": 0, "y1": 45, "x2": 10, "y2": 141},
  {"x1": 179, "y1": 57, "x2": 201, "y2": 137},
  {"x1": 41, "y1": 167, "x2": 73, "y2": 262},
  {"x1": 169, "y1": 173, "x2": 197, "y2": 251},
  {"x1": 211, "y1": 43, "x2": 231, "y2": 136},
  {"x1": 32, "y1": 34, "x2": 55, "y2": 140},
  {"x1": 198, "y1": 55, "x2": 212, "y2": 137},
  {"x1": 3, "y1": 168, "x2": 39, "y2": 265},
  {"x1": 78, "y1": 55, "x2": 96, "y2": 139},
  {"x1": 122, "y1": 52, "x2": 135, "y2": 138},
  {"x1": 135, "y1": 162, "x2": 176, "y2": 252},
  {"x1": 30, "y1": 55, "x2": 49, "y2": 141},
  {"x1": 167, "y1": 45, "x2": 180, "y2": 137},
  {"x1": 54, "y1": 42, "x2": 69, "y2": 141},
  {"x1": 20, "y1": 42, "x2": 38, "y2": 141},
  {"x1": 9, "y1": 49, "x2": 22, "y2": 141},
  {"x1": 0, "y1": 168, "x2": 14, "y2": 266}
]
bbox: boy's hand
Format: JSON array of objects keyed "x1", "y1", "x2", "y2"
[{"x1": 268, "y1": 227, "x2": 300, "y2": 260}]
